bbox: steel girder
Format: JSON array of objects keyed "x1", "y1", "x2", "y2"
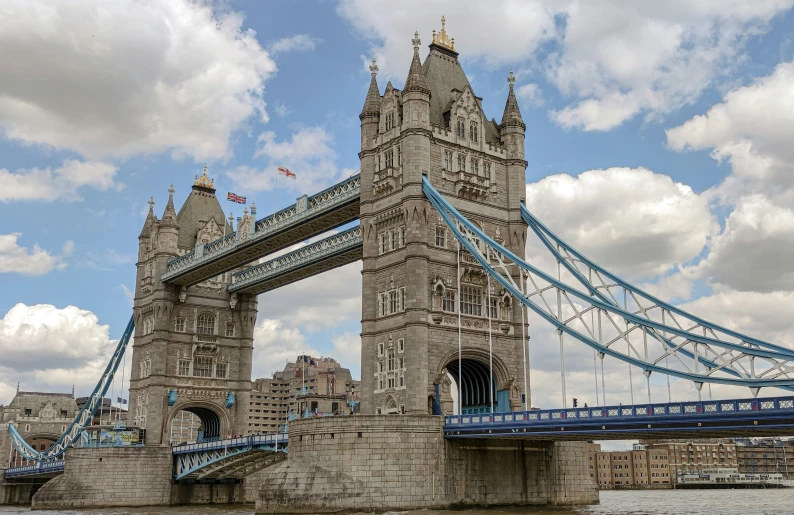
[
  {"x1": 162, "y1": 175, "x2": 361, "y2": 287},
  {"x1": 229, "y1": 226, "x2": 363, "y2": 295},
  {"x1": 174, "y1": 447, "x2": 286, "y2": 481},
  {"x1": 423, "y1": 177, "x2": 794, "y2": 391},
  {"x1": 8, "y1": 316, "x2": 135, "y2": 461}
]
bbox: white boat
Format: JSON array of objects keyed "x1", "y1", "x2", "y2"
[{"x1": 677, "y1": 468, "x2": 792, "y2": 488}]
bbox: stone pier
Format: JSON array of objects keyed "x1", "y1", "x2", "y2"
[{"x1": 256, "y1": 415, "x2": 598, "y2": 513}]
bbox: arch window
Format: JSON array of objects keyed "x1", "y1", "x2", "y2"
[
  {"x1": 471, "y1": 158, "x2": 479, "y2": 175},
  {"x1": 470, "y1": 121, "x2": 478, "y2": 142},
  {"x1": 225, "y1": 322, "x2": 235, "y2": 337},
  {"x1": 435, "y1": 226, "x2": 446, "y2": 248},
  {"x1": 444, "y1": 150, "x2": 453, "y2": 170},
  {"x1": 215, "y1": 362, "x2": 228, "y2": 378},
  {"x1": 385, "y1": 112, "x2": 395, "y2": 131},
  {"x1": 197, "y1": 312, "x2": 215, "y2": 335},
  {"x1": 456, "y1": 118, "x2": 465, "y2": 138},
  {"x1": 175, "y1": 317, "x2": 185, "y2": 332},
  {"x1": 457, "y1": 154, "x2": 466, "y2": 172},
  {"x1": 442, "y1": 289, "x2": 456, "y2": 312}
]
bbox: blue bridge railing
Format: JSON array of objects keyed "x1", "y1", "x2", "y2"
[
  {"x1": 3, "y1": 459, "x2": 65, "y2": 478},
  {"x1": 171, "y1": 433, "x2": 288, "y2": 455}
]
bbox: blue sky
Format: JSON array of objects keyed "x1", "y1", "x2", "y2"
[{"x1": 2, "y1": 0, "x2": 794, "y2": 422}]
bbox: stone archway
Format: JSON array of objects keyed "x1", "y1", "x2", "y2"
[
  {"x1": 434, "y1": 348, "x2": 516, "y2": 415},
  {"x1": 383, "y1": 395, "x2": 399, "y2": 415},
  {"x1": 166, "y1": 401, "x2": 229, "y2": 444}
]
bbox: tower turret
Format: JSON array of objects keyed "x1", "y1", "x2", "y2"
[
  {"x1": 360, "y1": 59, "x2": 381, "y2": 151},
  {"x1": 499, "y1": 70, "x2": 526, "y2": 159},
  {"x1": 157, "y1": 184, "x2": 179, "y2": 255}
]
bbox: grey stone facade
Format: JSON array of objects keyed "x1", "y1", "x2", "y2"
[
  {"x1": 256, "y1": 416, "x2": 598, "y2": 513},
  {"x1": 127, "y1": 170, "x2": 257, "y2": 445},
  {"x1": 359, "y1": 22, "x2": 529, "y2": 415}
]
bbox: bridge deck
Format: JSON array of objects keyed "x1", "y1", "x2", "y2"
[
  {"x1": 445, "y1": 396, "x2": 794, "y2": 441},
  {"x1": 3, "y1": 460, "x2": 64, "y2": 479},
  {"x1": 173, "y1": 434, "x2": 288, "y2": 481},
  {"x1": 162, "y1": 175, "x2": 360, "y2": 287},
  {"x1": 229, "y1": 226, "x2": 362, "y2": 295}
]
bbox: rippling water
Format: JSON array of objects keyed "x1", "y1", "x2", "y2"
[{"x1": 2, "y1": 489, "x2": 794, "y2": 514}]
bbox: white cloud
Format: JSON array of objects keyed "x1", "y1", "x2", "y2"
[
  {"x1": 0, "y1": 304, "x2": 124, "y2": 405},
  {"x1": 0, "y1": 159, "x2": 119, "y2": 203},
  {"x1": 251, "y1": 318, "x2": 318, "y2": 380},
  {"x1": 274, "y1": 103, "x2": 290, "y2": 117},
  {"x1": 0, "y1": 0, "x2": 276, "y2": 161},
  {"x1": 331, "y1": 332, "x2": 361, "y2": 380},
  {"x1": 226, "y1": 126, "x2": 352, "y2": 192},
  {"x1": 0, "y1": 233, "x2": 73, "y2": 275},
  {"x1": 515, "y1": 83, "x2": 543, "y2": 106},
  {"x1": 338, "y1": 0, "x2": 794, "y2": 131},
  {"x1": 667, "y1": 60, "x2": 794, "y2": 204},
  {"x1": 685, "y1": 195, "x2": 794, "y2": 292},
  {"x1": 268, "y1": 34, "x2": 317, "y2": 55},
  {"x1": 525, "y1": 167, "x2": 714, "y2": 280}
]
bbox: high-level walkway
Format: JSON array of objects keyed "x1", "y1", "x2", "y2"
[{"x1": 162, "y1": 175, "x2": 360, "y2": 286}]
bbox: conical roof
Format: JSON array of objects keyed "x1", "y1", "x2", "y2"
[
  {"x1": 500, "y1": 70, "x2": 525, "y2": 130},
  {"x1": 359, "y1": 58, "x2": 382, "y2": 119},
  {"x1": 161, "y1": 185, "x2": 178, "y2": 228},
  {"x1": 175, "y1": 166, "x2": 232, "y2": 249},
  {"x1": 139, "y1": 197, "x2": 156, "y2": 239},
  {"x1": 404, "y1": 32, "x2": 429, "y2": 95}
]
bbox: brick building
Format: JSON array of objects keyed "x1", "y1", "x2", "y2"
[
  {"x1": 596, "y1": 444, "x2": 671, "y2": 489},
  {"x1": 645, "y1": 439, "x2": 736, "y2": 479},
  {"x1": 735, "y1": 438, "x2": 794, "y2": 477}
]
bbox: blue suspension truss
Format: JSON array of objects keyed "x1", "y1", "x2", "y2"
[
  {"x1": 8, "y1": 315, "x2": 135, "y2": 462},
  {"x1": 423, "y1": 176, "x2": 794, "y2": 393}
]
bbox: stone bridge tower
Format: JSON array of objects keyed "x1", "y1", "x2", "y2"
[
  {"x1": 359, "y1": 19, "x2": 529, "y2": 415},
  {"x1": 128, "y1": 168, "x2": 257, "y2": 445}
]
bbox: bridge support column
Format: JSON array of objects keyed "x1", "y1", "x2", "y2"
[
  {"x1": 254, "y1": 416, "x2": 597, "y2": 513},
  {"x1": 0, "y1": 481, "x2": 38, "y2": 505}
]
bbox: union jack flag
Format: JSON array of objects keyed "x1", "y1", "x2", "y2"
[
  {"x1": 227, "y1": 192, "x2": 246, "y2": 204},
  {"x1": 278, "y1": 166, "x2": 297, "y2": 179}
]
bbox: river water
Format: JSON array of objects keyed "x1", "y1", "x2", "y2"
[{"x1": 1, "y1": 489, "x2": 793, "y2": 515}]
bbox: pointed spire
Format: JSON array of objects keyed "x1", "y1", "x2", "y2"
[
  {"x1": 139, "y1": 196, "x2": 156, "y2": 239},
  {"x1": 500, "y1": 70, "x2": 525, "y2": 131},
  {"x1": 359, "y1": 58, "x2": 382, "y2": 120},
  {"x1": 161, "y1": 184, "x2": 178, "y2": 227},
  {"x1": 404, "y1": 31, "x2": 429, "y2": 95}
]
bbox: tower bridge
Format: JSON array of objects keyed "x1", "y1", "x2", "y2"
[{"x1": 4, "y1": 18, "x2": 794, "y2": 513}]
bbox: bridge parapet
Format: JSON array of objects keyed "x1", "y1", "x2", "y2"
[{"x1": 162, "y1": 174, "x2": 360, "y2": 285}]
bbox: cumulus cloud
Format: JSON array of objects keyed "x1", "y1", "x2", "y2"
[
  {"x1": 251, "y1": 318, "x2": 318, "y2": 380},
  {"x1": 515, "y1": 83, "x2": 543, "y2": 106},
  {"x1": 0, "y1": 0, "x2": 276, "y2": 161},
  {"x1": 337, "y1": 0, "x2": 794, "y2": 131},
  {"x1": 525, "y1": 167, "x2": 715, "y2": 280},
  {"x1": 685, "y1": 195, "x2": 794, "y2": 292},
  {"x1": 226, "y1": 126, "x2": 356, "y2": 192},
  {"x1": 0, "y1": 233, "x2": 73, "y2": 275},
  {"x1": 0, "y1": 160, "x2": 120, "y2": 203},
  {"x1": 268, "y1": 34, "x2": 318, "y2": 55},
  {"x1": 667, "y1": 60, "x2": 794, "y2": 204},
  {"x1": 331, "y1": 332, "x2": 362, "y2": 380}
]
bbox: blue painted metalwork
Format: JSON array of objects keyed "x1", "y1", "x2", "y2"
[
  {"x1": 444, "y1": 395, "x2": 794, "y2": 439},
  {"x1": 3, "y1": 460, "x2": 65, "y2": 479},
  {"x1": 225, "y1": 392, "x2": 235, "y2": 408},
  {"x1": 8, "y1": 315, "x2": 135, "y2": 461},
  {"x1": 422, "y1": 177, "x2": 794, "y2": 390},
  {"x1": 173, "y1": 434, "x2": 288, "y2": 480},
  {"x1": 228, "y1": 226, "x2": 362, "y2": 293},
  {"x1": 163, "y1": 174, "x2": 361, "y2": 282},
  {"x1": 167, "y1": 389, "x2": 177, "y2": 406}
]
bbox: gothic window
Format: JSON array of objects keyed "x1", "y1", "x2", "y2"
[
  {"x1": 435, "y1": 226, "x2": 446, "y2": 248},
  {"x1": 456, "y1": 117, "x2": 465, "y2": 138},
  {"x1": 377, "y1": 361, "x2": 383, "y2": 373},
  {"x1": 398, "y1": 338, "x2": 404, "y2": 353},
  {"x1": 399, "y1": 225, "x2": 406, "y2": 247},
  {"x1": 484, "y1": 161, "x2": 491, "y2": 179},
  {"x1": 225, "y1": 322, "x2": 235, "y2": 337},
  {"x1": 385, "y1": 112, "x2": 394, "y2": 131},
  {"x1": 197, "y1": 312, "x2": 215, "y2": 335},
  {"x1": 378, "y1": 342, "x2": 384, "y2": 357},
  {"x1": 142, "y1": 317, "x2": 154, "y2": 335},
  {"x1": 385, "y1": 149, "x2": 394, "y2": 168},
  {"x1": 443, "y1": 290, "x2": 456, "y2": 312},
  {"x1": 140, "y1": 359, "x2": 151, "y2": 379},
  {"x1": 387, "y1": 349, "x2": 395, "y2": 371},
  {"x1": 457, "y1": 154, "x2": 466, "y2": 172},
  {"x1": 444, "y1": 150, "x2": 453, "y2": 170},
  {"x1": 178, "y1": 360, "x2": 191, "y2": 376},
  {"x1": 193, "y1": 356, "x2": 213, "y2": 377},
  {"x1": 380, "y1": 233, "x2": 388, "y2": 254},
  {"x1": 501, "y1": 297, "x2": 512, "y2": 321},
  {"x1": 388, "y1": 375, "x2": 395, "y2": 389},
  {"x1": 471, "y1": 158, "x2": 479, "y2": 175},
  {"x1": 470, "y1": 121, "x2": 478, "y2": 142},
  {"x1": 399, "y1": 287, "x2": 406, "y2": 311},
  {"x1": 390, "y1": 228, "x2": 398, "y2": 250},
  {"x1": 397, "y1": 356, "x2": 404, "y2": 369},
  {"x1": 376, "y1": 407, "x2": 382, "y2": 414},
  {"x1": 215, "y1": 363, "x2": 228, "y2": 379},
  {"x1": 389, "y1": 290, "x2": 398, "y2": 314},
  {"x1": 488, "y1": 295, "x2": 498, "y2": 319},
  {"x1": 175, "y1": 317, "x2": 185, "y2": 332},
  {"x1": 460, "y1": 286, "x2": 482, "y2": 316},
  {"x1": 397, "y1": 145, "x2": 402, "y2": 166},
  {"x1": 379, "y1": 293, "x2": 388, "y2": 316}
]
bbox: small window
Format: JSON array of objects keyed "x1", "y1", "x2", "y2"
[
  {"x1": 442, "y1": 290, "x2": 456, "y2": 312},
  {"x1": 175, "y1": 317, "x2": 185, "y2": 332},
  {"x1": 385, "y1": 149, "x2": 394, "y2": 168},
  {"x1": 471, "y1": 158, "x2": 479, "y2": 175},
  {"x1": 215, "y1": 363, "x2": 227, "y2": 379},
  {"x1": 197, "y1": 312, "x2": 215, "y2": 335},
  {"x1": 460, "y1": 285, "x2": 482, "y2": 316},
  {"x1": 484, "y1": 161, "x2": 491, "y2": 179},
  {"x1": 178, "y1": 360, "x2": 191, "y2": 376},
  {"x1": 25, "y1": 424, "x2": 30, "y2": 432},
  {"x1": 24, "y1": 409, "x2": 32, "y2": 416},
  {"x1": 332, "y1": 402, "x2": 339, "y2": 413},
  {"x1": 40, "y1": 444, "x2": 46, "y2": 450},
  {"x1": 456, "y1": 118, "x2": 465, "y2": 138},
  {"x1": 457, "y1": 154, "x2": 466, "y2": 172},
  {"x1": 379, "y1": 293, "x2": 388, "y2": 316},
  {"x1": 397, "y1": 145, "x2": 402, "y2": 166},
  {"x1": 488, "y1": 295, "x2": 498, "y2": 318},
  {"x1": 388, "y1": 290, "x2": 397, "y2": 314},
  {"x1": 399, "y1": 287, "x2": 406, "y2": 311},
  {"x1": 387, "y1": 349, "x2": 395, "y2": 371},
  {"x1": 444, "y1": 150, "x2": 453, "y2": 170},
  {"x1": 60, "y1": 409, "x2": 68, "y2": 417},
  {"x1": 399, "y1": 226, "x2": 406, "y2": 247},
  {"x1": 388, "y1": 375, "x2": 395, "y2": 389},
  {"x1": 378, "y1": 342, "x2": 384, "y2": 357},
  {"x1": 380, "y1": 233, "x2": 388, "y2": 254},
  {"x1": 397, "y1": 338, "x2": 404, "y2": 353},
  {"x1": 470, "y1": 121, "x2": 478, "y2": 142},
  {"x1": 225, "y1": 323, "x2": 235, "y2": 337},
  {"x1": 435, "y1": 226, "x2": 446, "y2": 248},
  {"x1": 376, "y1": 407, "x2": 382, "y2": 415},
  {"x1": 390, "y1": 229, "x2": 398, "y2": 251}
]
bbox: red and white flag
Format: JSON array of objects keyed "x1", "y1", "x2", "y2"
[
  {"x1": 227, "y1": 192, "x2": 247, "y2": 204},
  {"x1": 278, "y1": 166, "x2": 297, "y2": 179}
]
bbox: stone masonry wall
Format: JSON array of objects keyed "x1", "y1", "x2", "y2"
[
  {"x1": 31, "y1": 447, "x2": 172, "y2": 509},
  {"x1": 255, "y1": 416, "x2": 598, "y2": 513}
]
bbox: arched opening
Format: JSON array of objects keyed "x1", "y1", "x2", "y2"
[
  {"x1": 8, "y1": 434, "x2": 59, "y2": 466},
  {"x1": 446, "y1": 359, "x2": 499, "y2": 415},
  {"x1": 169, "y1": 406, "x2": 222, "y2": 445},
  {"x1": 383, "y1": 395, "x2": 399, "y2": 415}
]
